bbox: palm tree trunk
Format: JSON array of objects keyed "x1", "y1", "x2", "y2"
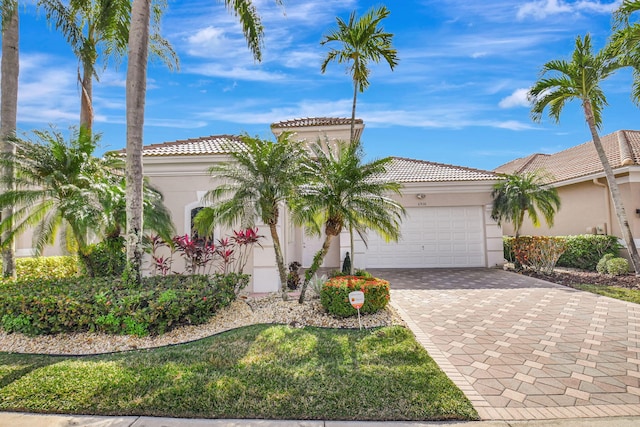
[
  {"x1": 349, "y1": 223, "x2": 355, "y2": 275},
  {"x1": 1, "y1": 5, "x2": 18, "y2": 279},
  {"x1": 268, "y1": 222, "x2": 288, "y2": 293},
  {"x1": 583, "y1": 99, "x2": 640, "y2": 274},
  {"x1": 299, "y1": 233, "x2": 334, "y2": 303},
  {"x1": 350, "y1": 81, "x2": 358, "y2": 144},
  {"x1": 124, "y1": 0, "x2": 151, "y2": 285},
  {"x1": 80, "y1": 59, "x2": 93, "y2": 132}
]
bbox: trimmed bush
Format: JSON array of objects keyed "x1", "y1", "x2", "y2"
[
  {"x1": 0, "y1": 273, "x2": 249, "y2": 336},
  {"x1": 596, "y1": 253, "x2": 615, "y2": 274},
  {"x1": 320, "y1": 275, "x2": 390, "y2": 318},
  {"x1": 2, "y1": 256, "x2": 80, "y2": 281},
  {"x1": 504, "y1": 235, "x2": 621, "y2": 271},
  {"x1": 604, "y1": 257, "x2": 629, "y2": 276},
  {"x1": 81, "y1": 237, "x2": 126, "y2": 278}
]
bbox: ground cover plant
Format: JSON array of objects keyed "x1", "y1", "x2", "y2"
[{"x1": 0, "y1": 325, "x2": 478, "y2": 421}]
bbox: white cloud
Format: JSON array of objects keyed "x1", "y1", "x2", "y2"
[
  {"x1": 499, "y1": 88, "x2": 532, "y2": 108},
  {"x1": 517, "y1": 0, "x2": 620, "y2": 20},
  {"x1": 187, "y1": 63, "x2": 287, "y2": 82}
]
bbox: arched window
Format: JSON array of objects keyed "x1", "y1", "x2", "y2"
[{"x1": 190, "y1": 207, "x2": 213, "y2": 243}]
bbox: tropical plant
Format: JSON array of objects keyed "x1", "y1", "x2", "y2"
[
  {"x1": 0, "y1": 0, "x2": 19, "y2": 279},
  {"x1": 292, "y1": 141, "x2": 404, "y2": 303},
  {"x1": 529, "y1": 33, "x2": 640, "y2": 274},
  {"x1": 40, "y1": 0, "x2": 178, "y2": 132},
  {"x1": 193, "y1": 133, "x2": 307, "y2": 294},
  {"x1": 321, "y1": 5, "x2": 398, "y2": 145},
  {"x1": 124, "y1": 0, "x2": 281, "y2": 285},
  {"x1": 611, "y1": 0, "x2": 640, "y2": 101},
  {"x1": 0, "y1": 128, "x2": 174, "y2": 273},
  {"x1": 490, "y1": 171, "x2": 560, "y2": 237}
]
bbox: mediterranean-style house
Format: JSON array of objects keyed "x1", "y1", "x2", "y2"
[
  {"x1": 494, "y1": 130, "x2": 640, "y2": 254},
  {"x1": 13, "y1": 117, "x2": 506, "y2": 292}
]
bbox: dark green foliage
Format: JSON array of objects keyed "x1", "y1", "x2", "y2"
[
  {"x1": 286, "y1": 261, "x2": 301, "y2": 290},
  {"x1": 504, "y1": 235, "x2": 620, "y2": 271},
  {"x1": 320, "y1": 275, "x2": 390, "y2": 317},
  {"x1": 80, "y1": 237, "x2": 126, "y2": 278},
  {"x1": 0, "y1": 273, "x2": 249, "y2": 336}
]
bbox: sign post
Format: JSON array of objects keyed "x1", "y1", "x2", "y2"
[{"x1": 349, "y1": 291, "x2": 365, "y2": 330}]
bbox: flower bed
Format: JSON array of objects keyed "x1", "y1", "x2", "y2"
[{"x1": 320, "y1": 275, "x2": 390, "y2": 318}]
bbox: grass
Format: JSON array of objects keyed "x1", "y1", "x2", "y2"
[
  {"x1": 572, "y1": 283, "x2": 640, "y2": 304},
  {"x1": 0, "y1": 325, "x2": 477, "y2": 421}
]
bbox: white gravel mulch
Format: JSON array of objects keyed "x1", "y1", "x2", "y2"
[{"x1": 0, "y1": 291, "x2": 404, "y2": 356}]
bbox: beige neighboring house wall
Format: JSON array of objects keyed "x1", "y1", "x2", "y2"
[{"x1": 494, "y1": 130, "x2": 640, "y2": 250}]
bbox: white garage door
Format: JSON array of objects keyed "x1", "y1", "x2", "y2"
[{"x1": 364, "y1": 206, "x2": 485, "y2": 268}]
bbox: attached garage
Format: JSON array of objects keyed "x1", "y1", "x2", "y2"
[{"x1": 364, "y1": 206, "x2": 486, "y2": 268}]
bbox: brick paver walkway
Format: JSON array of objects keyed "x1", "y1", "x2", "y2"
[{"x1": 372, "y1": 268, "x2": 640, "y2": 421}]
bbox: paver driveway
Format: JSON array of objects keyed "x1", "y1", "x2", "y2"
[{"x1": 369, "y1": 268, "x2": 640, "y2": 421}]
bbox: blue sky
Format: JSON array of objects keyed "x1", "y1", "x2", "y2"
[{"x1": 10, "y1": 0, "x2": 640, "y2": 170}]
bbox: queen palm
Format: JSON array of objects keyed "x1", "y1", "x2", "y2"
[
  {"x1": 193, "y1": 133, "x2": 306, "y2": 295},
  {"x1": 1, "y1": 0, "x2": 19, "y2": 278},
  {"x1": 124, "y1": 0, "x2": 280, "y2": 284},
  {"x1": 491, "y1": 171, "x2": 560, "y2": 238},
  {"x1": 293, "y1": 141, "x2": 405, "y2": 304},
  {"x1": 611, "y1": 1, "x2": 640, "y2": 101},
  {"x1": 321, "y1": 5, "x2": 398, "y2": 144},
  {"x1": 40, "y1": 0, "x2": 178, "y2": 132},
  {"x1": 529, "y1": 33, "x2": 640, "y2": 273}
]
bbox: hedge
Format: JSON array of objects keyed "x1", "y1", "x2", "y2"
[
  {"x1": 0, "y1": 273, "x2": 249, "y2": 336},
  {"x1": 0, "y1": 256, "x2": 79, "y2": 282},
  {"x1": 504, "y1": 234, "x2": 621, "y2": 271}
]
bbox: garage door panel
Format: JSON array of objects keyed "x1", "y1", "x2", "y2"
[{"x1": 364, "y1": 206, "x2": 485, "y2": 268}]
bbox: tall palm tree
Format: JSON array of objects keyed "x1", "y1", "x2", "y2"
[
  {"x1": 529, "y1": 33, "x2": 640, "y2": 273},
  {"x1": 292, "y1": 141, "x2": 405, "y2": 303},
  {"x1": 193, "y1": 133, "x2": 307, "y2": 295},
  {"x1": 320, "y1": 5, "x2": 398, "y2": 144},
  {"x1": 490, "y1": 171, "x2": 561, "y2": 237},
  {"x1": 0, "y1": 0, "x2": 19, "y2": 279},
  {"x1": 39, "y1": 0, "x2": 178, "y2": 133},
  {"x1": 124, "y1": 0, "x2": 280, "y2": 284}
]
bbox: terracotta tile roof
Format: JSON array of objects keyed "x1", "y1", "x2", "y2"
[
  {"x1": 138, "y1": 135, "x2": 244, "y2": 156},
  {"x1": 494, "y1": 130, "x2": 640, "y2": 183},
  {"x1": 270, "y1": 117, "x2": 363, "y2": 128},
  {"x1": 382, "y1": 157, "x2": 498, "y2": 183}
]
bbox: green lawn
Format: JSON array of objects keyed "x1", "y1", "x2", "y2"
[
  {"x1": 0, "y1": 325, "x2": 477, "y2": 421},
  {"x1": 572, "y1": 283, "x2": 640, "y2": 304}
]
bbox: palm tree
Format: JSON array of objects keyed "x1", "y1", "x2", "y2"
[
  {"x1": 124, "y1": 0, "x2": 279, "y2": 284},
  {"x1": 611, "y1": 1, "x2": 640, "y2": 102},
  {"x1": 490, "y1": 171, "x2": 561, "y2": 237},
  {"x1": 193, "y1": 133, "x2": 307, "y2": 295},
  {"x1": 529, "y1": 33, "x2": 640, "y2": 274},
  {"x1": 1, "y1": 0, "x2": 19, "y2": 279},
  {"x1": 39, "y1": 0, "x2": 178, "y2": 132},
  {"x1": 0, "y1": 129, "x2": 117, "y2": 257},
  {"x1": 320, "y1": 5, "x2": 398, "y2": 144},
  {"x1": 293, "y1": 141, "x2": 405, "y2": 303},
  {"x1": 0, "y1": 129, "x2": 174, "y2": 271}
]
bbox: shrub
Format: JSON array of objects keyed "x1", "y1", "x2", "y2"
[
  {"x1": 504, "y1": 235, "x2": 621, "y2": 271},
  {"x1": 8, "y1": 256, "x2": 79, "y2": 281},
  {"x1": 596, "y1": 253, "x2": 615, "y2": 274},
  {"x1": 605, "y1": 257, "x2": 629, "y2": 276},
  {"x1": 81, "y1": 237, "x2": 126, "y2": 278},
  {"x1": 557, "y1": 235, "x2": 621, "y2": 270},
  {"x1": 320, "y1": 275, "x2": 390, "y2": 318},
  {"x1": 0, "y1": 273, "x2": 249, "y2": 336},
  {"x1": 512, "y1": 236, "x2": 567, "y2": 274}
]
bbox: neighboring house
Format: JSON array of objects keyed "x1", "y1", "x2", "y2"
[
  {"x1": 494, "y1": 130, "x2": 640, "y2": 250},
  {"x1": 141, "y1": 117, "x2": 503, "y2": 292}
]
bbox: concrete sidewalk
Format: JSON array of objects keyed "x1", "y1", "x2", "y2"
[{"x1": 1, "y1": 412, "x2": 640, "y2": 427}]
